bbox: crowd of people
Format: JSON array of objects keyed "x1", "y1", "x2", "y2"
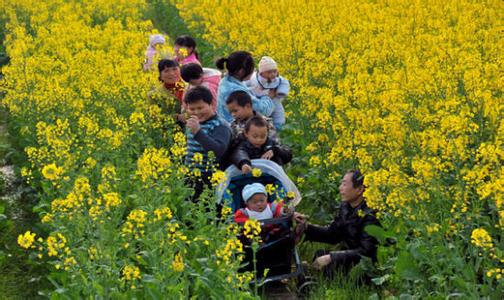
[{"x1": 143, "y1": 34, "x2": 380, "y2": 279}]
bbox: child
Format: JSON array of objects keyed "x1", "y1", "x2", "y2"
[
  {"x1": 245, "y1": 56, "x2": 290, "y2": 130},
  {"x1": 181, "y1": 63, "x2": 221, "y2": 112},
  {"x1": 226, "y1": 90, "x2": 275, "y2": 138},
  {"x1": 174, "y1": 35, "x2": 201, "y2": 65},
  {"x1": 143, "y1": 34, "x2": 166, "y2": 71},
  {"x1": 234, "y1": 183, "x2": 283, "y2": 222},
  {"x1": 230, "y1": 116, "x2": 292, "y2": 174},
  {"x1": 184, "y1": 86, "x2": 232, "y2": 200}
]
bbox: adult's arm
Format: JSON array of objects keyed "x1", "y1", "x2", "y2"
[
  {"x1": 194, "y1": 125, "x2": 232, "y2": 159},
  {"x1": 251, "y1": 94, "x2": 274, "y2": 117},
  {"x1": 304, "y1": 219, "x2": 344, "y2": 245}
]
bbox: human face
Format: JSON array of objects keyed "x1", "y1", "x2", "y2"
[
  {"x1": 246, "y1": 193, "x2": 268, "y2": 212},
  {"x1": 160, "y1": 66, "x2": 180, "y2": 84},
  {"x1": 244, "y1": 124, "x2": 268, "y2": 148},
  {"x1": 260, "y1": 69, "x2": 278, "y2": 82},
  {"x1": 186, "y1": 100, "x2": 214, "y2": 122},
  {"x1": 227, "y1": 102, "x2": 253, "y2": 121},
  {"x1": 339, "y1": 172, "x2": 364, "y2": 206}
]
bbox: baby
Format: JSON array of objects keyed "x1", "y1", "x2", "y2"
[
  {"x1": 246, "y1": 56, "x2": 290, "y2": 130},
  {"x1": 234, "y1": 183, "x2": 283, "y2": 222}
]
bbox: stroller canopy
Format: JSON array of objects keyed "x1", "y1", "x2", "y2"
[{"x1": 216, "y1": 159, "x2": 302, "y2": 212}]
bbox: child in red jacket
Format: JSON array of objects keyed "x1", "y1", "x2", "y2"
[{"x1": 234, "y1": 183, "x2": 283, "y2": 223}]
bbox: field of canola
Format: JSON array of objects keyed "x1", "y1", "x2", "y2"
[{"x1": 1, "y1": 0, "x2": 503, "y2": 298}]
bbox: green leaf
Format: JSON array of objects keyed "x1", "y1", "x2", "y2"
[{"x1": 395, "y1": 251, "x2": 422, "y2": 281}]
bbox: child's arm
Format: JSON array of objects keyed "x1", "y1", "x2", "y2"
[
  {"x1": 230, "y1": 141, "x2": 252, "y2": 173},
  {"x1": 193, "y1": 125, "x2": 232, "y2": 160},
  {"x1": 276, "y1": 76, "x2": 290, "y2": 98}
]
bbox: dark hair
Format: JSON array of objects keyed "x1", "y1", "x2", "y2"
[
  {"x1": 244, "y1": 115, "x2": 268, "y2": 132},
  {"x1": 174, "y1": 35, "x2": 199, "y2": 59},
  {"x1": 184, "y1": 86, "x2": 213, "y2": 105},
  {"x1": 180, "y1": 63, "x2": 203, "y2": 82},
  {"x1": 347, "y1": 169, "x2": 364, "y2": 188},
  {"x1": 157, "y1": 59, "x2": 180, "y2": 82},
  {"x1": 215, "y1": 51, "x2": 254, "y2": 80},
  {"x1": 226, "y1": 90, "x2": 252, "y2": 106}
]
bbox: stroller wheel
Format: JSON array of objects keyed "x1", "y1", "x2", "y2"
[{"x1": 297, "y1": 280, "x2": 317, "y2": 298}]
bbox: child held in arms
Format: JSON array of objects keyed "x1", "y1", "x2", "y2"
[
  {"x1": 184, "y1": 86, "x2": 232, "y2": 200},
  {"x1": 246, "y1": 56, "x2": 290, "y2": 131},
  {"x1": 230, "y1": 116, "x2": 292, "y2": 174},
  {"x1": 226, "y1": 90, "x2": 275, "y2": 138},
  {"x1": 234, "y1": 183, "x2": 284, "y2": 222},
  {"x1": 181, "y1": 63, "x2": 222, "y2": 112}
]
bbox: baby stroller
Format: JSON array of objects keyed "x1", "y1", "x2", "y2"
[{"x1": 216, "y1": 159, "x2": 306, "y2": 288}]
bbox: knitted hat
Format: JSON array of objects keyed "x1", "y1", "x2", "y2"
[
  {"x1": 149, "y1": 34, "x2": 165, "y2": 47},
  {"x1": 242, "y1": 183, "x2": 267, "y2": 202},
  {"x1": 258, "y1": 56, "x2": 278, "y2": 73}
]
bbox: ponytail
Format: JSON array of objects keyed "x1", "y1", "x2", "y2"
[{"x1": 216, "y1": 57, "x2": 228, "y2": 70}]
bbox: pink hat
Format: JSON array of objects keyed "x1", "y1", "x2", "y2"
[{"x1": 258, "y1": 56, "x2": 278, "y2": 73}]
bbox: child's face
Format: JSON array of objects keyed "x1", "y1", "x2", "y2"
[
  {"x1": 244, "y1": 124, "x2": 268, "y2": 148},
  {"x1": 186, "y1": 100, "x2": 214, "y2": 122},
  {"x1": 246, "y1": 193, "x2": 268, "y2": 212},
  {"x1": 260, "y1": 69, "x2": 278, "y2": 81},
  {"x1": 160, "y1": 66, "x2": 180, "y2": 84},
  {"x1": 227, "y1": 102, "x2": 253, "y2": 121}
]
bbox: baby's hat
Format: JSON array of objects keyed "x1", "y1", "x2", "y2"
[
  {"x1": 242, "y1": 183, "x2": 267, "y2": 202},
  {"x1": 149, "y1": 34, "x2": 165, "y2": 46},
  {"x1": 258, "y1": 56, "x2": 278, "y2": 73}
]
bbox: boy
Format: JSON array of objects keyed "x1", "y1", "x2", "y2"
[
  {"x1": 234, "y1": 183, "x2": 284, "y2": 222},
  {"x1": 185, "y1": 86, "x2": 232, "y2": 200},
  {"x1": 226, "y1": 90, "x2": 275, "y2": 138},
  {"x1": 245, "y1": 56, "x2": 290, "y2": 130},
  {"x1": 230, "y1": 116, "x2": 292, "y2": 174},
  {"x1": 180, "y1": 63, "x2": 221, "y2": 112}
]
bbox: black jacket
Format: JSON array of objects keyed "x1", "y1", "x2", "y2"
[
  {"x1": 230, "y1": 137, "x2": 292, "y2": 169},
  {"x1": 305, "y1": 200, "x2": 380, "y2": 268}
]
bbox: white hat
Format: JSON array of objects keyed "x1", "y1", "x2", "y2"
[
  {"x1": 149, "y1": 34, "x2": 165, "y2": 47},
  {"x1": 242, "y1": 183, "x2": 267, "y2": 202},
  {"x1": 258, "y1": 56, "x2": 278, "y2": 73}
]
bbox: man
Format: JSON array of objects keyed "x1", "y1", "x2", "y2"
[{"x1": 294, "y1": 169, "x2": 380, "y2": 277}]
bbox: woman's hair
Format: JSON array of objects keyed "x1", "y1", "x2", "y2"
[
  {"x1": 244, "y1": 115, "x2": 268, "y2": 132},
  {"x1": 174, "y1": 35, "x2": 199, "y2": 59},
  {"x1": 180, "y1": 63, "x2": 203, "y2": 82},
  {"x1": 184, "y1": 86, "x2": 213, "y2": 105},
  {"x1": 215, "y1": 51, "x2": 254, "y2": 80},
  {"x1": 158, "y1": 59, "x2": 179, "y2": 82},
  {"x1": 226, "y1": 90, "x2": 252, "y2": 106}
]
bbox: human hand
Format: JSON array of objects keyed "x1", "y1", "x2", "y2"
[
  {"x1": 268, "y1": 89, "x2": 277, "y2": 98},
  {"x1": 261, "y1": 150, "x2": 274, "y2": 160},
  {"x1": 312, "y1": 254, "x2": 332, "y2": 270},
  {"x1": 176, "y1": 113, "x2": 187, "y2": 123},
  {"x1": 186, "y1": 116, "x2": 200, "y2": 134},
  {"x1": 241, "y1": 164, "x2": 252, "y2": 174},
  {"x1": 293, "y1": 212, "x2": 308, "y2": 224}
]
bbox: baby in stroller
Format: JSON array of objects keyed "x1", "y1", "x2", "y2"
[{"x1": 234, "y1": 183, "x2": 284, "y2": 222}]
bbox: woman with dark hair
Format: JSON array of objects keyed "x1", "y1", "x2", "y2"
[
  {"x1": 215, "y1": 51, "x2": 274, "y2": 122},
  {"x1": 148, "y1": 59, "x2": 186, "y2": 121},
  {"x1": 174, "y1": 35, "x2": 201, "y2": 65}
]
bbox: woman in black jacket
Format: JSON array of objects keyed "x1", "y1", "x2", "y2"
[
  {"x1": 230, "y1": 116, "x2": 292, "y2": 173},
  {"x1": 295, "y1": 170, "x2": 381, "y2": 277}
]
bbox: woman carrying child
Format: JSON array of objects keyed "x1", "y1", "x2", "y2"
[{"x1": 216, "y1": 51, "x2": 274, "y2": 122}]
